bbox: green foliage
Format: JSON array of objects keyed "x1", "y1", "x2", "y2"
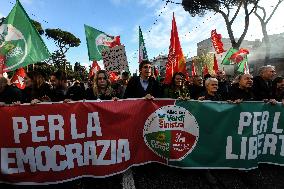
[
  {"x1": 182, "y1": 0, "x2": 259, "y2": 49},
  {"x1": 45, "y1": 28, "x2": 81, "y2": 73},
  {"x1": 72, "y1": 62, "x2": 88, "y2": 81},
  {"x1": 32, "y1": 20, "x2": 44, "y2": 35},
  {"x1": 193, "y1": 53, "x2": 214, "y2": 75},
  {"x1": 45, "y1": 28, "x2": 81, "y2": 53},
  {"x1": 182, "y1": 0, "x2": 255, "y2": 16},
  {"x1": 50, "y1": 50, "x2": 68, "y2": 70}
]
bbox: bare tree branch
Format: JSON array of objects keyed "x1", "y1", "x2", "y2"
[
  {"x1": 248, "y1": 0, "x2": 259, "y2": 15},
  {"x1": 256, "y1": 5, "x2": 266, "y2": 20},
  {"x1": 254, "y1": 9, "x2": 264, "y2": 25},
  {"x1": 229, "y1": 1, "x2": 242, "y2": 25},
  {"x1": 266, "y1": 0, "x2": 283, "y2": 24},
  {"x1": 237, "y1": 0, "x2": 250, "y2": 47}
]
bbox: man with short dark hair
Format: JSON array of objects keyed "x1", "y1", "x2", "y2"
[
  {"x1": 188, "y1": 75, "x2": 205, "y2": 99},
  {"x1": 50, "y1": 70, "x2": 68, "y2": 102},
  {"x1": 124, "y1": 60, "x2": 161, "y2": 99}
]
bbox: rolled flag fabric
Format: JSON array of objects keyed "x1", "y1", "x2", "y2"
[
  {"x1": 211, "y1": 29, "x2": 226, "y2": 54},
  {"x1": 164, "y1": 13, "x2": 186, "y2": 84},
  {"x1": 213, "y1": 54, "x2": 219, "y2": 74},
  {"x1": 138, "y1": 26, "x2": 148, "y2": 63},
  {"x1": 191, "y1": 60, "x2": 196, "y2": 76}
]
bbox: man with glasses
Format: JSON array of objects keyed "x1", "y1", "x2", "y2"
[{"x1": 124, "y1": 60, "x2": 161, "y2": 99}]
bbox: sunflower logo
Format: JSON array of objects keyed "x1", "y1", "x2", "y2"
[{"x1": 156, "y1": 133, "x2": 166, "y2": 143}]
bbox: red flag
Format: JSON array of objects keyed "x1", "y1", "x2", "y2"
[
  {"x1": 89, "y1": 60, "x2": 101, "y2": 79},
  {"x1": 185, "y1": 71, "x2": 190, "y2": 81},
  {"x1": 109, "y1": 71, "x2": 119, "y2": 83},
  {"x1": 109, "y1": 36, "x2": 121, "y2": 48},
  {"x1": 191, "y1": 60, "x2": 196, "y2": 76},
  {"x1": 154, "y1": 66, "x2": 159, "y2": 78},
  {"x1": 11, "y1": 68, "x2": 26, "y2": 89},
  {"x1": 211, "y1": 30, "x2": 226, "y2": 54},
  {"x1": 164, "y1": 13, "x2": 187, "y2": 84},
  {"x1": 0, "y1": 54, "x2": 6, "y2": 77},
  {"x1": 213, "y1": 54, "x2": 219, "y2": 74},
  {"x1": 203, "y1": 64, "x2": 209, "y2": 76}
]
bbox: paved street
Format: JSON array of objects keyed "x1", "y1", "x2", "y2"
[{"x1": 2, "y1": 163, "x2": 284, "y2": 189}]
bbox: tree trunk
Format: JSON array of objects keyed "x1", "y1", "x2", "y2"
[{"x1": 261, "y1": 22, "x2": 270, "y2": 65}]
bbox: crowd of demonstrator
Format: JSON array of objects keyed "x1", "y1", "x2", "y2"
[
  {"x1": 0, "y1": 60, "x2": 282, "y2": 105},
  {"x1": 0, "y1": 60, "x2": 283, "y2": 188}
]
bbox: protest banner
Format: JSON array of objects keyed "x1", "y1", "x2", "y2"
[{"x1": 1, "y1": 100, "x2": 284, "y2": 184}]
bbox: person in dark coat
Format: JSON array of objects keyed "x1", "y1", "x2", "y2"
[
  {"x1": 198, "y1": 77, "x2": 222, "y2": 101},
  {"x1": 65, "y1": 80, "x2": 86, "y2": 101},
  {"x1": 216, "y1": 70, "x2": 231, "y2": 100},
  {"x1": 124, "y1": 60, "x2": 161, "y2": 99},
  {"x1": 272, "y1": 76, "x2": 284, "y2": 102},
  {"x1": 188, "y1": 75, "x2": 205, "y2": 100},
  {"x1": 228, "y1": 73, "x2": 254, "y2": 102},
  {"x1": 50, "y1": 70, "x2": 68, "y2": 102},
  {"x1": 163, "y1": 72, "x2": 190, "y2": 99},
  {"x1": 252, "y1": 65, "x2": 276, "y2": 101},
  {"x1": 21, "y1": 71, "x2": 51, "y2": 103},
  {"x1": 0, "y1": 77, "x2": 22, "y2": 104}
]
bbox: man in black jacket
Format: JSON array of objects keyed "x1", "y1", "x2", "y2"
[
  {"x1": 0, "y1": 77, "x2": 22, "y2": 104},
  {"x1": 124, "y1": 60, "x2": 161, "y2": 99},
  {"x1": 229, "y1": 73, "x2": 254, "y2": 101},
  {"x1": 253, "y1": 65, "x2": 276, "y2": 101}
]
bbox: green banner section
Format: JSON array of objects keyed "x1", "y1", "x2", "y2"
[{"x1": 168, "y1": 101, "x2": 284, "y2": 169}]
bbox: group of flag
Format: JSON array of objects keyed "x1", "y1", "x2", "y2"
[{"x1": 0, "y1": 0, "x2": 251, "y2": 89}]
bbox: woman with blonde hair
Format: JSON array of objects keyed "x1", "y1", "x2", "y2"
[{"x1": 86, "y1": 70, "x2": 117, "y2": 100}]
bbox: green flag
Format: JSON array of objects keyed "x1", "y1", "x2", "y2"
[
  {"x1": 0, "y1": 0, "x2": 50, "y2": 72},
  {"x1": 84, "y1": 24, "x2": 120, "y2": 61},
  {"x1": 221, "y1": 47, "x2": 237, "y2": 65},
  {"x1": 237, "y1": 55, "x2": 249, "y2": 74},
  {"x1": 139, "y1": 26, "x2": 148, "y2": 63}
]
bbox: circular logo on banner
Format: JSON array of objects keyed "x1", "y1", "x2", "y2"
[
  {"x1": 0, "y1": 24, "x2": 27, "y2": 71},
  {"x1": 143, "y1": 105, "x2": 199, "y2": 161}
]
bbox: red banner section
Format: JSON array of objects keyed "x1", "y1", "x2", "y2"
[{"x1": 0, "y1": 99, "x2": 175, "y2": 184}]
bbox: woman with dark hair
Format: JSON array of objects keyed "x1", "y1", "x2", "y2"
[
  {"x1": 163, "y1": 72, "x2": 190, "y2": 99},
  {"x1": 22, "y1": 71, "x2": 51, "y2": 103},
  {"x1": 272, "y1": 76, "x2": 284, "y2": 101},
  {"x1": 86, "y1": 70, "x2": 117, "y2": 100}
]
